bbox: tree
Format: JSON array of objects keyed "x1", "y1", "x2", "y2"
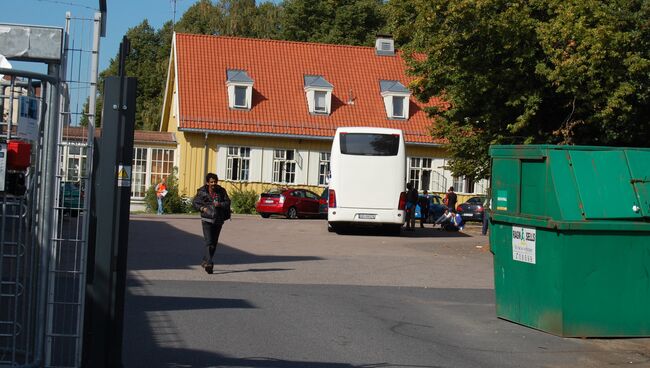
[
  {"x1": 386, "y1": 0, "x2": 650, "y2": 181},
  {"x1": 282, "y1": 0, "x2": 387, "y2": 45}
]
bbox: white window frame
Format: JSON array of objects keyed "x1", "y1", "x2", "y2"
[
  {"x1": 318, "y1": 152, "x2": 330, "y2": 186},
  {"x1": 392, "y1": 96, "x2": 405, "y2": 118},
  {"x1": 453, "y1": 176, "x2": 467, "y2": 193},
  {"x1": 381, "y1": 92, "x2": 410, "y2": 119},
  {"x1": 132, "y1": 147, "x2": 148, "y2": 198},
  {"x1": 272, "y1": 149, "x2": 296, "y2": 184},
  {"x1": 234, "y1": 86, "x2": 248, "y2": 108},
  {"x1": 226, "y1": 81, "x2": 254, "y2": 110},
  {"x1": 408, "y1": 157, "x2": 433, "y2": 192},
  {"x1": 130, "y1": 147, "x2": 175, "y2": 199},
  {"x1": 314, "y1": 91, "x2": 327, "y2": 113},
  {"x1": 226, "y1": 146, "x2": 251, "y2": 182}
]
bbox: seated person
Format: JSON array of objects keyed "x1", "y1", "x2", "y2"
[{"x1": 434, "y1": 209, "x2": 453, "y2": 227}]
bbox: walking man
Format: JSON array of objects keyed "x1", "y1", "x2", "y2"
[{"x1": 192, "y1": 173, "x2": 230, "y2": 274}]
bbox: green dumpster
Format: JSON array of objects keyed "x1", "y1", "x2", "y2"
[{"x1": 489, "y1": 145, "x2": 650, "y2": 337}]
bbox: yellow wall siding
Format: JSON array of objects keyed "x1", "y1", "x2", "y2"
[{"x1": 406, "y1": 145, "x2": 448, "y2": 158}]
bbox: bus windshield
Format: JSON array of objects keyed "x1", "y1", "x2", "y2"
[{"x1": 339, "y1": 133, "x2": 400, "y2": 156}]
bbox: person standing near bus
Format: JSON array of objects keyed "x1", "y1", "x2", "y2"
[
  {"x1": 155, "y1": 179, "x2": 167, "y2": 215},
  {"x1": 418, "y1": 190, "x2": 430, "y2": 228},
  {"x1": 445, "y1": 186, "x2": 458, "y2": 212},
  {"x1": 405, "y1": 182, "x2": 418, "y2": 230}
]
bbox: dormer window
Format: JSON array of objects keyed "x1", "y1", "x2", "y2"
[
  {"x1": 380, "y1": 80, "x2": 411, "y2": 120},
  {"x1": 304, "y1": 75, "x2": 333, "y2": 115},
  {"x1": 226, "y1": 69, "x2": 254, "y2": 110}
]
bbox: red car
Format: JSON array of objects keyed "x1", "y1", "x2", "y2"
[{"x1": 255, "y1": 188, "x2": 322, "y2": 219}]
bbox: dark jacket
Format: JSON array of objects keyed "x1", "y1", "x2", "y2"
[
  {"x1": 418, "y1": 195, "x2": 429, "y2": 211},
  {"x1": 192, "y1": 184, "x2": 230, "y2": 224}
]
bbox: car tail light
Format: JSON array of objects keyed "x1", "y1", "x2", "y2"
[
  {"x1": 328, "y1": 189, "x2": 336, "y2": 208},
  {"x1": 478, "y1": 206, "x2": 484, "y2": 212},
  {"x1": 279, "y1": 195, "x2": 285, "y2": 204},
  {"x1": 456, "y1": 205, "x2": 462, "y2": 212},
  {"x1": 398, "y1": 192, "x2": 406, "y2": 210},
  {"x1": 319, "y1": 197, "x2": 327, "y2": 205}
]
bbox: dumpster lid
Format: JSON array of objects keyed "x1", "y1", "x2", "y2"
[{"x1": 570, "y1": 150, "x2": 650, "y2": 220}]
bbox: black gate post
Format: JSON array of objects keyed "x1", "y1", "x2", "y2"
[{"x1": 83, "y1": 38, "x2": 136, "y2": 368}]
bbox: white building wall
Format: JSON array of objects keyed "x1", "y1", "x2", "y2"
[
  {"x1": 216, "y1": 145, "x2": 227, "y2": 179},
  {"x1": 249, "y1": 147, "x2": 263, "y2": 182},
  {"x1": 261, "y1": 148, "x2": 274, "y2": 183}
]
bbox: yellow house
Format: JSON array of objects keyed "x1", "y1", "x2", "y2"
[{"x1": 160, "y1": 33, "x2": 487, "y2": 200}]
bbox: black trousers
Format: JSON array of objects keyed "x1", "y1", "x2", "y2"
[{"x1": 201, "y1": 220, "x2": 223, "y2": 263}]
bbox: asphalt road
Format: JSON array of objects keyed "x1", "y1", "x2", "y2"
[{"x1": 123, "y1": 214, "x2": 650, "y2": 368}]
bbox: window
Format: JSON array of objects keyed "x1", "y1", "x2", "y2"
[
  {"x1": 392, "y1": 96, "x2": 405, "y2": 118},
  {"x1": 130, "y1": 147, "x2": 175, "y2": 199},
  {"x1": 150, "y1": 148, "x2": 175, "y2": 187},
  {"x1": 60, "y1": 144, "x2": 88, "y2": 181},
  {"x1": 340, "y1": 133, "x2": 400, "y2": 156},
  {"x1": 453, "y1": 176, "x2": 468, "y2": 193},
  {"x1": 234, "y1": 86, "x2": 247, "y2": 108},
  {"x1": 318, "y1": 152, "x2": 330, "y2": 185},
  {"x1": 132, "y1": 148, "x2": 148, "y2": 198},
  {"x1": 305, "y1": 190, "x2": 319, "y2": 200},
  {"x1": 304, "y1": 75, "x2": 333, "y2": 115},
  {"x1": 226, "y1": 146, "x2": 250, "y2": 181},
  {"x1": 409, "y1": 157, "x2": 432, "y2": 192},
  {"x1": 226, "y1": 69, "x2": 254, "y2": 110},
  {"x1": 380, "y1": 80, "x2": 411, "y2": 120},
  {"x1": 314, "y1": 91, "x2": 327, "y2": 113},
  {"x1": 273, "y1": 149, "x2": 296, "y2": 184}
]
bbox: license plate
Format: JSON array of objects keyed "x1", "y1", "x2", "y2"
[
  {"x1": 264, "y1": 199, "x2": 274, "y2": 204},
  {"x1": 462, "y1": 213, "x2": 473, "y2": 217},
  {"x1": 358, "y1": 214, "x2": 376, "y2": 220}
]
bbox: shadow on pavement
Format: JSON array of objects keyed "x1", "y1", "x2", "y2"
[{"x1": 128, "y1": 218, "x2": 322, "y2": 271}]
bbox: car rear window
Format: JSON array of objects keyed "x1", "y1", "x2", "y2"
[
  {"x1": 261, "y1": 191, "x2": 282, "y2": 198},
  {"x1": 340, "y1": 133, "x2": 400, "y2": 156}
]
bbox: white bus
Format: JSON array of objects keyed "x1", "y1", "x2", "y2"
[{"x1": 327, "y1": 127, "x2": 406, "y2": 234}]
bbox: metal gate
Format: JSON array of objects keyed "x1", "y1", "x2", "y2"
[{"x1": 0, "y1": 12, "x2": 101, "y2": 367}]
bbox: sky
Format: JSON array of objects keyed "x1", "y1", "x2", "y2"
[{"x1": 2, "y1": 0, "x2": 195, "y2": 73}]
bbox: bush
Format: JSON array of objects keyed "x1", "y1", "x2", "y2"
[
  {"x1": 144, "y1": 168, "x2": 188, "y2": 214},
  {"x1": 229, "y1": 186, "x2": 258, "y2": 214}
]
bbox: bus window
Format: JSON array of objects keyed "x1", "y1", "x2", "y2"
[{"x1": 340, "y1": 133, "x2": 399, "y2": 156}]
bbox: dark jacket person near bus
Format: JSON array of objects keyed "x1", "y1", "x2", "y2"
[
  {"x1": 192, "y1": 173, "x2": 230, "y2": 274},
  {"x1": 405, "y1": 182, "x2": 418, "y2": 230},
  {"x1": 418, "y1": 190, "x2": 430, "y2": 228}
]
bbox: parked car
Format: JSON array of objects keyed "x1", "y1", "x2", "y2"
[
  {"x1": 255, "y1": 188, "x2": 322, "y2": 219},
  {"x1": 456, "y1": 196, "x2": 485, "y2": 222},
  {"x1": 319, "y1": 187, "x2": 329, "y2": 219},
  {"x1": 414, "y1": 194, "x2": 447, "y2": 223},
  {"x1": 60, "y1": 181, "x2": 83, "y2": 217}
]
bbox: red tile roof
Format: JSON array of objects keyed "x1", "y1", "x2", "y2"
[{"x1": 174, "y1": 33, "x2": 448, "y2": 144}]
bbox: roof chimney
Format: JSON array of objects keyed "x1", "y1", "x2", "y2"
[{"x1": 375, "y1": 35, "x2": 395, "y2": 56}]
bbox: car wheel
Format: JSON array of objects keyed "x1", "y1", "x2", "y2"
[
  {"x1": 287, "y1": 207, "x2": 298, "y2": 219},
  {"x1": 327, "y1": 223, "x2": 335, "y2": 232},
  {"x1": 260, "y1": 213, "x2": 270, "y2": 218}
]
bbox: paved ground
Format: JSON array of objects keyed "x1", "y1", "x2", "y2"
[{"x1": 123, "y1": 214, "x2": 650, "y2": 368}]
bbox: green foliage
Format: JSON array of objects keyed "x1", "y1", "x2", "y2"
[
  {"x1": 282, "y1": 0, "x2": 387, "y2": 45},
  {"x1": 228, "y1": 186, "x2": 258, "y2": 214},
  {"x1": 386, "y1": 0, "x2": 650, "y2": 181},
  {"x1": 143, "y1": 168, "x2": 188, "y2": 213}
]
